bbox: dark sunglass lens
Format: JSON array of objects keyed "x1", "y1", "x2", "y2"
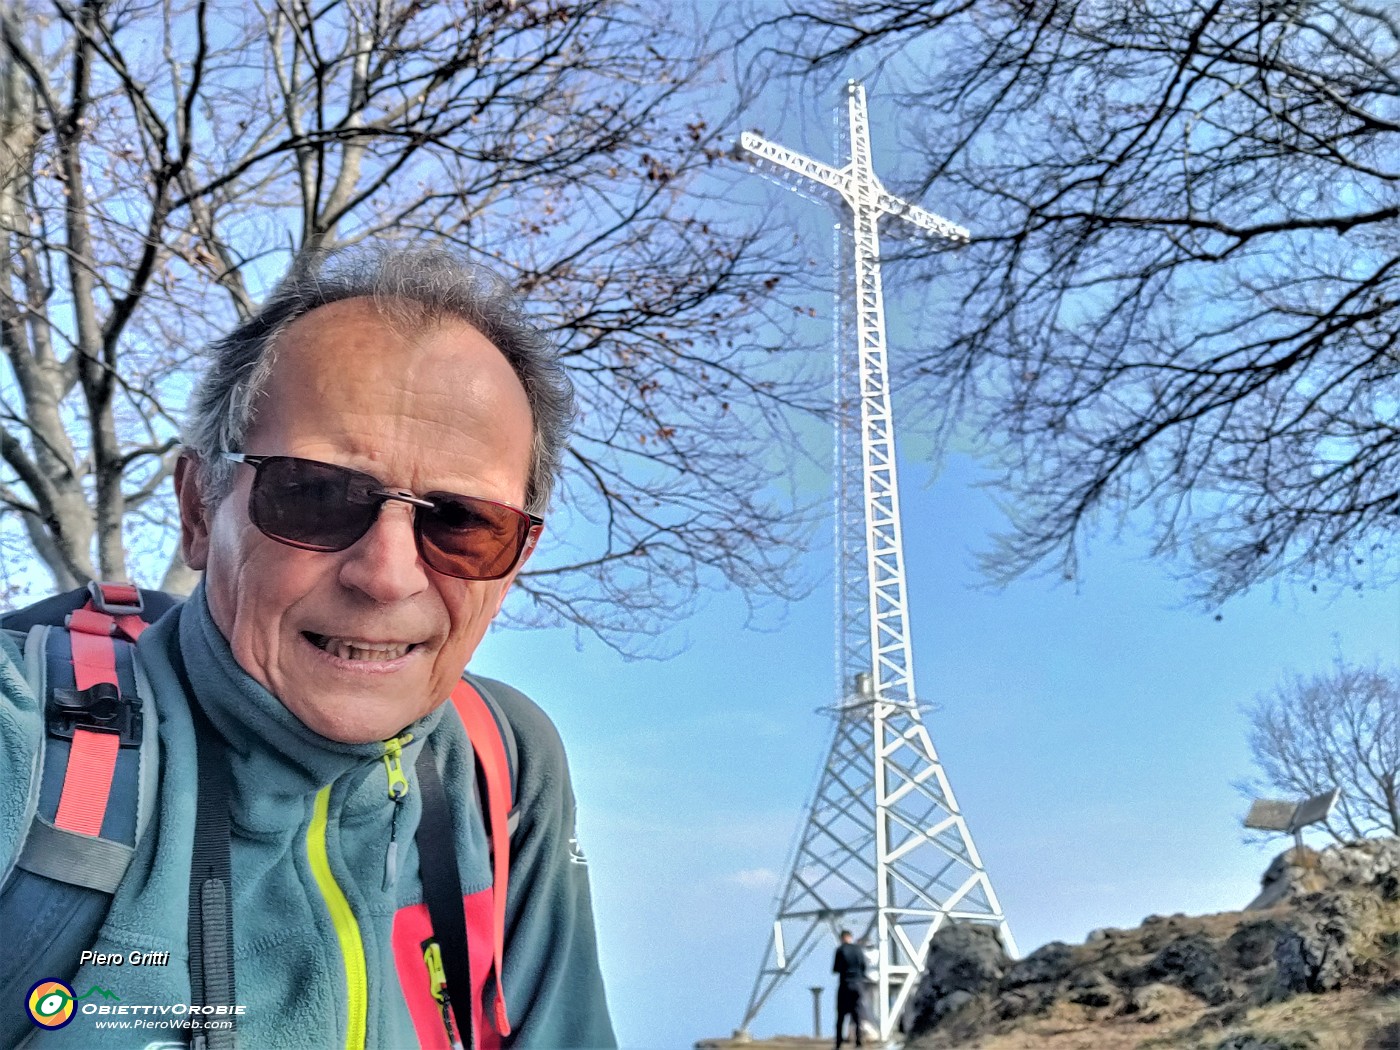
[
  {"x1": 418, "y1": 495, "x2": 528, "y2": 579},
  {"x1": 250, "y1": 457, "x2": 377, "y2": 551}
]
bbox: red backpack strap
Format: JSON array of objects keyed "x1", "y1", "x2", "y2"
[
  {"x1": 70, "y1": 581, "x2": 150, "y2": 643},
  {"x1": 450, "y1": 678, "x2": 513, "y2": 1037},
  {"x1": 53, "y1": 582, "x2": 148, "y2": 836}
]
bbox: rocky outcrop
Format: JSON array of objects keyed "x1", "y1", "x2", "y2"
[
  {"x1": 1249, "y1": 837, "x2": 1400, "y2": 910},
  {"x1": 906, "y1": 837, "x2": 1400, "y2": 1050},
  {"x1": 903, "y1": 923, "x2": 1008, "y2": 1031}
]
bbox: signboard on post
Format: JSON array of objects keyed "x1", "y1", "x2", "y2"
[
  {"x1": 1243, "y1": 788, "x2": 1341, "y2": 851},
  {"x1": 1289, "y1": 788, "x2": 1341, "y2": 832},
  {"x1": 1244, "y1": 800, "x2": 1296, "y2": 833}
]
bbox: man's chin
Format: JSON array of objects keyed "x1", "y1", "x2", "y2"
[{"x1": 279, "y1": 691, "x2": 418, "y2": 745}]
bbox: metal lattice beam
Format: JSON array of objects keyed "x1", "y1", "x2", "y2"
[{"x1": 738, "y1": 82, "x2": 1013, "y2": 1043}]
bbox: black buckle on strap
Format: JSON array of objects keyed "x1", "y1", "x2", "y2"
[
  {"x1": 87, "y1": 580, "x2": 145, "y2": 617},
  {"x1": 48, "y1": 682, "x2": 143, "y2": 747}
]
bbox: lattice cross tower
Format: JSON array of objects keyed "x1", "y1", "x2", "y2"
[{"x1": 737, "y1": 81, "x2": 1015, "y2": 1042}]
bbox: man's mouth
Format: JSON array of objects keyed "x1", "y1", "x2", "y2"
[{"x1": 305, "y1": 633, "x2": 418, "y2": 662}]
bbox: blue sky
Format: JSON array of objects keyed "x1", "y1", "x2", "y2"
[{"x1": 471, "y1": 64, "x2": 1400, "y2": 1048}]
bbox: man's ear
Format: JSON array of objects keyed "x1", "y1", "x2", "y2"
[
  {"x1": 493, "y1": 525, "x2": 541, "y2": 615},
  {"x1": 174, "y1": 452, "x2": 212, "y2": 570}
]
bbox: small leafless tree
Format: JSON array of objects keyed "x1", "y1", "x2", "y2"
[
  {"x1": 1, "y1": 0, "x2": 822, "y2": 652},
  {"x1": 1239, "y1": 658, "x2": 1399, "y2": 843},
  {"x1": 752, "y1": 0, "x2": 1400, "y2": 605}
]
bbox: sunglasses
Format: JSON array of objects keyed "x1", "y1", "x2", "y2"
[{"x1": 222, "y1": 453, "x2": 542, "y2": 581}]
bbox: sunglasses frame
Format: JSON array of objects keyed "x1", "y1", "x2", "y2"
[{"x1": 221, "y1": 452, "x2": 542, "y2": 581}]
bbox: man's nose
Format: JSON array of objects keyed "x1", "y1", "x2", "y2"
[{"x1": 337, "y1": 500, "x2": 429, "y2": 602}]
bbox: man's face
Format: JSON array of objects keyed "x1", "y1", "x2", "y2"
[{"x1": 176, "y1": 298, "x2": 537, "y2": 744}]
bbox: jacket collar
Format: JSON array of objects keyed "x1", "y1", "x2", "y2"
[{"x1": 174, "y1": 582, "x2": 445, "y2": 812}]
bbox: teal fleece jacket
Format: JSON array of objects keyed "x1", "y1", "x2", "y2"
[{"x1": 0, "y1": 587, "x2": 615, "y2": 1049}]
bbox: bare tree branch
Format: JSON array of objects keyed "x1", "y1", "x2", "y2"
[
  {"x1": 1, "y1": 0, "x2": 821, "y2": 654},
  {"x1": 1237, "y1": 656, "x2": 1399, "y2": 843},
  {"x1": 758, "y1": 0, "x2": 1400, "y2": 604}
]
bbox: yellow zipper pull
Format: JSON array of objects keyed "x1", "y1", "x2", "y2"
[
  {"x1": 383, "y1": 734, "x2": 412, "y2": 801},
  {"x1": 382, "y1": 734, "x2": 413, "y2": 890},
  {"x1": 422, "y1": 939, "x2": 463, "y2": 1050},
  {"x1": 423, "y1": 940, "x2": 448, "y2": 1003}
]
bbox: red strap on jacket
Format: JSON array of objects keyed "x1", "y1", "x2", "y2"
[
  {"x1": 451, "y1": 679, "x2": 513, "y2": 1037},
  {"x1": 53, "y1": 583, "x2": 147, "y2": 836}
]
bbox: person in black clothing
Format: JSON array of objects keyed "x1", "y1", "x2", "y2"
[{"x1": 831, "y1": 929, "x2": 867, "y2": 1048}]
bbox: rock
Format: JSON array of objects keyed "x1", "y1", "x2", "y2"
[
  {"x1": 1248, "y1": 850, "x2": 1309, "y2": 911},
  {"x1": 1097, "y1": 955, "x2": 1142, "y2": 985},
  {"x1": 1215, "y1": 1034, "x2": 1318, "y2": 1050},
  {"x1": 1000, "y1": 941, "x2": 1073, "y2": 989},
  {"x1": 1139, "y1": 913, "x2": 1192, "y2": 951},
  {"x1": 1071, "y1": 987, "x2": 1117, "y2": 1009},
  {"x1": 1274, "y1": 896, "x2": 1357, "y2": 994},
  {"x1": 1067, "y1": 972, "x2": 1119, "y2": 1010},
  {"x1": 1149, "y1": 932, "x2": 1234, "y2": 1004},
  {"x1": 937, "y1": 990, "x2": 975, "y2": 1016},
  {"x1": 1364, "y1": 1022, "x2": 1400, "y2": 1050},
  {"x1": 1191, "y1": 1001, "x2": 1249, "y2": 1030},
  {"x1": 1124, "y1": 982, "x2": 1176, "y2": 1023},
  {"x1": 903, "y1": 986, "x2": 975, "y2": 1036},
  {"x1": 1086, "y1": 926, "x2": 1125, "y2": 943},
  {"x1": 920, "y1": 922, "x2": 1009, "y2": 997},
  {"x1": 1142, "y1": 912, "x2": 1189, "y2": 924},
  {"x1": 904, "y1": 923, "x2": 1009, "y2": 1035},
  {"x1": 1380, "y1": 871, "x2": 1400, "y2": 902},
  {"x1": 1248, "y1": 838, "x2": 1400, "y2": 910},
  {"x1": 994, "y1": 988, "x2": 1052, "y2": 1021},
  {"x1": 1226, "y1": 919, "x2": 1291, "y2": 971},
  {"x1": 1318, "y1": 837, "x2": 1400, "y2": 890},
  {"x1": 897, "y1": 838, "x2": 1398, "y2": 1046}
]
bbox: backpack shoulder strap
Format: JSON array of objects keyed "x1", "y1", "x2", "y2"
[
  {"x1": 15, "y1": 624, "x2": 151, "y2": 879},
  {"x1": 414, "y1": 742, "x2": 477, "y2": 1049},
  {"x1": 461, "y1": 672, "x2": 519, "y2": 811},
  {"x1": 169, "y1": 643, "x2": 237, "y2": 1050},
  {"x1": 11, "y1": 584, "x2": 156, "y2": 875},
  {"x1": 0, "y1": 584, "x2": 157, "y2": 1050},
  {"x1": 450, "y1": 675, "x2": 515, "y2": 1037}
]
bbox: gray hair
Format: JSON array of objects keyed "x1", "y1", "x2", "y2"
[{"x1": 183, "y1": 246, "x2": 574, "y2": 515}]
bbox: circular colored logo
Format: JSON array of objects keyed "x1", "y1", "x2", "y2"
[{"x1": 27, "y1": 979, "x2": 76, "y2": 1029}]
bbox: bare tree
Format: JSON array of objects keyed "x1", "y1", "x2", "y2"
[
  {"x1": 1238, "y1": 657, "x2": 1399, "y2": 842},
  {"x1": 0, "y1": 0, "x2": 821, "y2": 652},
  {"x1": 751, "y1": 1, "x2": 1400, "y2": 605}
]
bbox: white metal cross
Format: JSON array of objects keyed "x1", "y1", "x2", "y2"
[{"x1": 738, "y1": 82, "x2": 1013, "y2": 1043}]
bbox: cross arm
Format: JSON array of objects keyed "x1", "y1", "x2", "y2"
[
  {"x1": 740, "y1": 131, "x2": 852, "y2": 198},
  {"x1": 877, "y1": 191, "x2": 970, "y2": 244}
]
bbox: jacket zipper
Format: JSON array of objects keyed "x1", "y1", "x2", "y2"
[
  {"x1": 308, "y1": 786, "x2": 368, "y2": 1050},
  {"x1": 382, "y1": 733, "x2": 412, "y2": 889},
  {"x1": 422, "y1": 938, "x2": 465, "y2": 1050}
]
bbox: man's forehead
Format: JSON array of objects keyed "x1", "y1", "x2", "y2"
[
  {"x1": 246, "y1": 297, "x2": 534, "y2": 490},
  {"x1": 277, "y1": 296, "x2": 494, "y2": 355},
  {"x1": 265, "y1": 299, "x2": 525, "y2": 400}
]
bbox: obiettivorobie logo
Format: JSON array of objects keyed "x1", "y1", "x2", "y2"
[{"x1": 26, "y1": 979, "x2": 119, "y2": 1030}]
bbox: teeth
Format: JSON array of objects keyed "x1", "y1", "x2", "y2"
[{"x1": 314, "y1": 636, "x2": 412, "y2": 662}]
